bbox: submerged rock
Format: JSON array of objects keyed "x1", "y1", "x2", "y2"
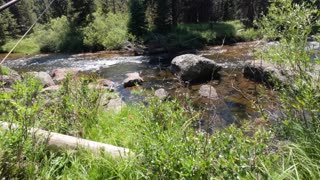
[
  {"x1": 154, "y1": 88, "x2": 169, "y2": 100},
  {"x1": 243, "y1": 60, "x2": 287, "y2": 87},
  {"x1": 199, "y1": 85, "x2": 218, "y2": 100},
  {"x1": 51, "y1": 68, "x2": 81, "y2": 83},
  {"x1": 171, "y1": 54, "x2": 221, "y2": 82},
  {"x1": 26, "y1": 71, "x2": 55, "y2": 87},
  {"x1": 123, "y1": 72, "x2": 144, "y2": 88}
]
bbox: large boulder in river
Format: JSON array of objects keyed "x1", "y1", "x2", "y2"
[
  {"x1": 243, "y1": 60, "x2": 287, "y2": 87},
  {"x1": 51, "y1": 68, "x2": 81, "y2": 83},
  {"x1": 123, "y1": 72, "x2": 143, "y2": 88},
  {"x1": 26, "y1": 71, "x2": 55, "y2": 87},
  {"x1": 171, "y1": 54, "x2": 221, "y2": 82},
  {"x1": 199, "y1": 85, "x2": 218, "y2": 100}
]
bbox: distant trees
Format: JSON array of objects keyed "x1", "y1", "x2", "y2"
[
  {"x1": 0, "y1": 0, "x2": 17, "y2": 46},
  {"x1": 67, "y1": 0, "x2": 96, "y2": 28},
  {"x1": 128, "y1": 0, "x2": 147, "y2": 37},
  {"x1": 154, "y1": 0, "x2": 171, "y2": 33},
  {"x1": 0, "y1": 0, "x2": 273, "y2": 51},
  {"x1": 127, "y1": 0, "x2": 270, "y2": 36},
  {"x1": 9, "y1": 0, "x2": 36, "y2": 34}
]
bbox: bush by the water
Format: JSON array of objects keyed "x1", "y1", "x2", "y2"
[
  {"x1": 31, "y1": 16, "x2": 70, "y2": 53},
  {"x1": 145, "y1": 20, "x2": 261, "y2": 51},
  {"x1": 83, "y1": 11, "x2": 129, "y2": 51},
  {"x1": 1, "y1": 38, "x2": 40, "y2": 54},
  {"x1": 1, "y1": 12, "x2": 129, "y2": 53}
]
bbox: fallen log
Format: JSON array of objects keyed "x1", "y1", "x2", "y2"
[{"x1": 0, "y1": 121, "x2": 131, "y2": 158}]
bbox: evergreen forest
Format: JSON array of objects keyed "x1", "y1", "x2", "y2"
[{"x1": 0, "y1": 0, "x2": 319, "y2": 179}]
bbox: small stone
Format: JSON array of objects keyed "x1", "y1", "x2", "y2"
[
  {"x1": 199, "y1": 85, "x2": 218, "y2": 99},
  {"x1": 104, "y1": 97, "x2": 126, "y2": 113},
  {"x1": 123, "y1": 72, "x2": 144, "y2": 88},
  {"x1": 41, "y1": 85, "x2": 61, "y2": 93},
  {"x1": 154, "y1": 88, "x2": 169, "y2": 100},
  {"x1": 51, "y1": 68, "x2": 81, "y2": 83},
  {"x1": 97, "y1": 79, "x2": 117, "y2": 92}
]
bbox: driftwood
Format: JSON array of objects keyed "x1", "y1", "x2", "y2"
[{"x1": 0, "y1": 121, "x2": 131, "y2": 158}]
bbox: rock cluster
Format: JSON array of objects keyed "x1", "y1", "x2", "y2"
[{"x1": 243, "y1": 60, "x2": 287, "y2": 87}]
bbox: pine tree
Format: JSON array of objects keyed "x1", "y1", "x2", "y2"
[
  {"x1": 9, "y1": 0, "x2": 36, "y2": 34},
  {"x1": 128, "y1": 0, "x2": 147, "y2": 37},
  {"x1": 67, "y1": 0, "x2": 96, "y2": 27},
  {"x1": 0, "y1": 0, "x2": 17, "y2": 46},
  {"x1": 154, "y1": 0, "x2": 171, "y2": 33}
]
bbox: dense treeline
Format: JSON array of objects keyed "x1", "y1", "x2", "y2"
[{"x1": 0, "y1": 0, "x2": 318, "y2": 53}]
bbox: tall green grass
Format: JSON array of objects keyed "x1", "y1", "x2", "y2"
[
  {"x1": 255, "y1": 0, "x2": 320, "y2": 179},
  {"x1": 0, "y1": 74, "x2": 279, "y2": 179}
]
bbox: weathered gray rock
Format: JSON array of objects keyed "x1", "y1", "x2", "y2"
[
  {"x1": 51, "y1": 68, "x2": 81, "y2": 83},
  {"x1": 97, "y1": 79, "x2": 117, "y2": 92},
  {"x1": 243, "y1": 60, "x2": 287, "y2": 87},
  {"x1": 104, "y1": 98, "x2": 126, "y2": 112},
  {"x1": 171, "y1": 54, "x2": 221, "y2": 82},
  {"x1": 0, "y1": 75, "x2": 21, "y2": 88},
  {"x1": 0, "y1": 88, "x2": 13, "y2": 93},
  {"x1": 199, "y1": 85, "x2": 218, "y2": 99},
  {"x1": 41, "y1": 85, "x2": 61, "y2": 93},
  {"x1": 123, "y1": 72, "x2": 143, "y2": 88},
  {"x1": 154, "y1": 88, "x2": 169, "y2": 100},
  {"x1": 0, "y1": 66, "x2": 21, "y2": 88},
  {"x1": 26, "y1": 71, "x2": 55, "y2": 87}
]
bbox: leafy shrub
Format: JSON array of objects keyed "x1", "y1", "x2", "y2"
[
  {"x1": 0, "y1": 65, "x2": 11, "y2": 75},
  {"x1": 237, "y1": 28, "x2": 262, "y2": 41},
  {"x1": 84, "y1": 12, "x2": 129, "y2": 51},
  {"x1": 256, "y1": 0, "x2": 320, "y2": 178},
  {"x1": 32, "y1": 16, "x2": 70, "y2": 52},
  {"x1": 1, "y1": 38, "x2": 40, "y2": 54}
]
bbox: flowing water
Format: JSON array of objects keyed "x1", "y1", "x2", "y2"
[{"x1": 3, "y1": 41, "x2": 272, "y2": 132}]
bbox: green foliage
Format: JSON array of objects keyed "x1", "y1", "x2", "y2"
[
  {"x1": 84, "y1": 12, "x2": 129, "y2": 50},
  {"x1": 0, "y1": 77, "x2": 45, "y2": 178},
  {"x1": 146, "y1": 20, "x2": 258, "y2": 51},
  {"x1": 237, "y1": 28, "x2": 262, "y2": 41},
  {"x1": 128, "y1": 0, "x2": 147, "y2": 37},
  {"x1": 256, "y1": 0, "x2": 320, "y2": 178},
  {"x1": 0, "y1": 74, "x2": 277, "y2": 178},
  {"x1": 154, "y1": 0, "x2": 171, "y2": 33},
  {"x1": 32, "y1": 16, "x2": 70, "y2": 52},
  {"x1": 11, "y1": 0, "x2": 37, "y2": 34},
  {"x1": 2, "y1": 38, "x2": 40, "y2": 54},
  {"x1": 67, "y1": 0, "x2": 96, "y2": 28},
  {"x1": 132, "y1": 97, "x2": 274, "y2": 179},
  {"x1": 0, "y1": 2, "x2": 17, "y2": 46},
  {"x1": 259, "y1": 0, "x2": 319, "y2": 41},
  {"x1": 0, "y1": 66, "x2": 10, "y2": 76}
]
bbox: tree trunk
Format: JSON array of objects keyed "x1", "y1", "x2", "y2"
[{"x1": 0, "y1": 121, "x2": 132, "y2": 158}]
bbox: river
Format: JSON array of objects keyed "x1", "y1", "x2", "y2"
[{"x1": 2, "y1": 41, "x2": 273, "y2": 132}]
